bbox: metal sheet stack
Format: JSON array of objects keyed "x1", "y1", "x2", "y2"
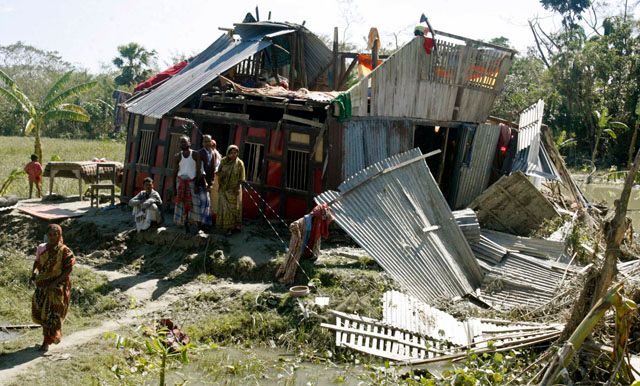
[{"x1": 453, "y1": 208, "x2": 481, "y2": 244}]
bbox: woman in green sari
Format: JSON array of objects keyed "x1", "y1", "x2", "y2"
[{"x1": 217, "y1": 145, "x2": 245, "y2": 235}]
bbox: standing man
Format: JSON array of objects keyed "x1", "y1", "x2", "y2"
[
  {"x1": 173, "y1": 136, "x2": 202, "y2": 233},
  {"x1": 199, "y1": 135, "x2": 221, "y2": 226}
]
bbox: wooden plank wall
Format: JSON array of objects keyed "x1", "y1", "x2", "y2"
[
  {"x1": 347, "y1": 37, "x2": 512, "y2": 123},
  {"x1": 469, "y1": 171, "x2": 559, "y2": 236}
]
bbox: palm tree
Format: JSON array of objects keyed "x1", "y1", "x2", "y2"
[
  {"x1": 113, "y1": 42, "x2": 157, "y2": 87},
  {"x1": 0, "y1": 69, "x2": 96, "y2": 162}
]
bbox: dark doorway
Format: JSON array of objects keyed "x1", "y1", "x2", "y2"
[
  {"x1": 413, "y1": 125, "x2": 461, "y2": 199},
  {"x1": 201, "y1": 122, "x2": 232, "y2": 154}
]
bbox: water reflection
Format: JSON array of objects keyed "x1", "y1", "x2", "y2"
[{"x1": 581, "y1": 184, "x2": 640, "y2": 226}]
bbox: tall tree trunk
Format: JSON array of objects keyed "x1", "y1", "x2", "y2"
[
  {"x1": 34, "y1": 129, "x2": 43, "y2": 165},
  {"x1": 591, "y1": 131, "x2": 600, "y2": 166},
  {"x1": 560, "y1": 148, "x2": 640, "y2": 341},
  {"x1": 628, "y1": 125, "x2": 638, "y2": 168}
]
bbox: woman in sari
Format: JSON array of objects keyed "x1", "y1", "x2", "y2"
[
  {"x1": 30, "y1": 224, "x2": 75, "y2": 351},
  {"x1": 217, "y1": 145, "x2": 245, "y2": 236}
]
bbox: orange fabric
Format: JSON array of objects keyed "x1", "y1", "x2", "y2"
[
  {"x1": 357, "y1": 54, "x2": 383, "y2": 71},
  {"x1": 303, "y1": 204, "x2": 333, "y2": 258},
  {"x1": 24, "y1": 161, "x2": 43, "y2": 183},
  {"x1": 32, "y1": 225, "x2": 75, "y2": 345}
]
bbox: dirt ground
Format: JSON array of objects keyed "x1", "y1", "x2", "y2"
[{"x1": 0, "y1": 199, "x2": 397, "y2": 385}]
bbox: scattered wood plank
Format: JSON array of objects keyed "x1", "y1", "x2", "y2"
[
  {"x1": 281, "y1": 113, "x2": 325, "y2": 129},
  {"x1": 176, "y1": 108, "x2": 250, "y2": 120}
]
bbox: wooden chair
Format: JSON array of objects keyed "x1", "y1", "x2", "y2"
[{"x1": 90, "y1": 163, "x2": 116, "y2": 208}]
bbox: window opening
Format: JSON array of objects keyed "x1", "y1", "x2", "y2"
[
  {"x1": 286, "y1": 149, "x2": 309, "y2": 191},
  {"x1": 243, "y1": 142, "x2": 264, "y2": 183},
  {"x1": 137, "y1": 130, "x2": 155, "y2": 165}
]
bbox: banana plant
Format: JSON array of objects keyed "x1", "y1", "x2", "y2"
[
  {"x1": 0, "y1": 69, "x2": 97, "y2": 162},
  {"x1": 591, "y1": 108, "x2": 629, "y2": 166}
]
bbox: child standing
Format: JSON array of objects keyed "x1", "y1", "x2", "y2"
[{"x1": 24, "y1": 154, "x2": 43, "y2": 198}]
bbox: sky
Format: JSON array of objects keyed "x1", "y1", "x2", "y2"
[{"x1": 0, "y1": 0, "x2": 589, "y2": 73}]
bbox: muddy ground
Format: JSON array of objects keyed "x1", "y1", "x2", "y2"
[{"x1": 0, "y1": 201, "x2": 415, "y2": 385}]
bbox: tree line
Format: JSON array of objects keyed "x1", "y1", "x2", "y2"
[
  {"x1": 491, "y1": 0, "x2": 640, "y2": 169},
  {"x1": 0, "y1": 41, "x2": 158, "y2": 146}
]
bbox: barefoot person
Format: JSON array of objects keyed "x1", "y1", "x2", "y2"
[
  {"x1": 24, "y1": 154, "x2": 43, "y2": 198},
  {"x1": 129, "y1": 177, "x2": 163, "y2": 232},
  {"x1": 30, "y1": 224, "x2": 75, "y2": 351},
  {"x1": 217, "y1": 145, "x2": 245, "y2": 236},
  {"x1": 172, "y1": 136, "x2": 203, "y2": 233},
  {"x1": 198, "y1": 135, "x2": 220, "y2": 228}
]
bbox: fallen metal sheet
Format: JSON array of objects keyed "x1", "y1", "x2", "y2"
[
  {"x1": 470, "y1": 234, "x2": 508, "y2": 264},
  {"x1": 453, "y1": 209, "x2": 480, "y2": 244},
  {"x1": 382, "y1": 290, "x2": 471, "y2": 346},
  {"x1": 510, "y1": 99, "x2": 560, "y2": 181},
  {"x1": 481, "y1": 229, "x2": 566, "y2": 260},
  {"x1": 322, "y1": 291, "x2": 563, "y2": 363},
  {"x1": 315, "y1": 148, "x2": 483, "y2": 304},
  {"x1": 18, "y1": 205, "x2": 86, "y2": 221},
  {"x1": 470, "y1": 171, "x2": 559, "y2": 236},
  {"x1": 478, "y1": 252, "x2": 583, "y2": 310}
]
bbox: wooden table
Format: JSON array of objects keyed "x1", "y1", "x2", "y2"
[
  {"x1": 47, "y1": 162, "x2": 86, "y2": 200},
  {"x1": 44, "y1": 161, "x2": 124, "y2": 201}
]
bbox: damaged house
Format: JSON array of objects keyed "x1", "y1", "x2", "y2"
[
  {"x1": 117, "y1": 13, "x2": 603, "y2": 366},
  {"x1": 120, "y1": 15, "x2": 524, "y2": 219}
]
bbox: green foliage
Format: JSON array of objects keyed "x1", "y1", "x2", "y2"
[
  {"x1": 540, "y1": 0, "x2": 592, "y2": 27},
  {"x1": 112, "y1": 42, "x2": 157, "y2": 88},
  {"x1": 490, "y1": 50, "x2": 549, "y2": 121},
  {"x1": 0, "y1": 68, "x2": 97, "y2": 162},
  {"x1": 107, "y1": 323, "x2": 194, "y2": 386},
  {"x1": 0, "y1": 168, "x2": 26, "y2": 195},
  {"x1": 0, "y1": 135, "x2": 124, "y2": 198}
]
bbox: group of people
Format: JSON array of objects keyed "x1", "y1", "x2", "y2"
[{"x1": 129, "y1": 135, "x2": 246, "y2": 236}]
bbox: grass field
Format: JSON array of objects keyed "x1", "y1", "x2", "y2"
[{"x1": 0, "y1": 136, "x2": 125, "y2": 198}]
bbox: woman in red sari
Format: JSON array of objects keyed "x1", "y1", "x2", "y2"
[{"x1": 30, "y1": 224, "x2": 75, "y2": 351}]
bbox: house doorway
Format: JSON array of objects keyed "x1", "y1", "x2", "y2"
[
  {"x1": 201, "y1": 122, "x2": 232, "y2": 154},
  {"x1": 413, "y1": 125, "x2": 461, "y2": 199}
]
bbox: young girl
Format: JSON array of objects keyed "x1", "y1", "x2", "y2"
[{"x1": 24, "y1": 154, "x2": 43, "y2": 198}]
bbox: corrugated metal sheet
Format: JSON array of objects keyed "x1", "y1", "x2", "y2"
[
  {"x1": 127, "y1": 22, "x2": 333, "y2": 119},
  {"x1": 381, "y1": 290, "x2": 563, "y2": 349},
  {"x1": 345, "y1": 36, "x2": 513, "y2": 123},
  {"x1": 322, "y1": 290, "x2": 563, "y2": 362},
  {"x1": 511, "y1": 100, "x2": 560, "y2": 180},
  {"x1": 382, "y1": 290, "x2": 472, "y2": 346},
  {"x1": 127, "y1": 34, "x2": 271, "y2": 118},
  {"x1": 479, "y1": 252, "x2": 582, "y2": 309},
  {"x1": 481, "y1": 229, "x2": 565, "y2": 260},
  {"x1": 342, "y1": 118, "x2": 414, "y2": 179},
  {"x1": 452, "y1": 124, "x2": 501, "y2": 209},
  {"x1": 471, "y1": 235, "x2": 508, "y2": 263},
  {"x1": 453, "y1": 208, "x2": 480, "y2": 243},
  {"x1": 301, "y1": 29, "x2": 333, "y2": 85},
  {"x1": 315, "y1": 148, "x2": 484, "y2": 304}
]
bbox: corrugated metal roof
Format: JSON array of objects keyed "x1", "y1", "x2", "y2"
[
  {"x1": 127, "y1": 34, "x2": 271, "y2": 118},
  {"x1": 127, "y1": 22, "x2": 333, "y2": 119},
  {"x1": 315, "y1": 148, "x2": 483, "y2": 304}
]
